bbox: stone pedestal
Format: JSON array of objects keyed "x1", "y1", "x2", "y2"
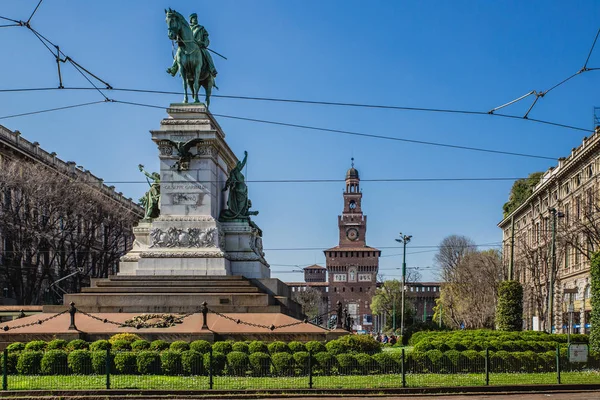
[
  {"x1": 222, "y1": 220, "x2": 270, "y2": 279},
  {"x1": 119, "y1": 103, "x2": 268, "y2": 277}
]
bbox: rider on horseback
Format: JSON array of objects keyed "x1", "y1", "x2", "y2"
[{"x1": 189, "y1": 13, "x2": 217, "y2": 78}]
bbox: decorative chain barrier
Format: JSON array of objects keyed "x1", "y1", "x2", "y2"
[
  {"x1": 1, "y1": 302, "x2": 344, "y2": 332},
  {"x1": 0, "y1": 309, "x2": 69, "y2": 332}
]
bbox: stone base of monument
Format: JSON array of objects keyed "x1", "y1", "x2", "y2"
[
  {"x1": 0, "y1": 275, "x2": 347, "y2": 347},
  {"x1": 221, "y1": 220, "x2": 270, "y2": 279}
]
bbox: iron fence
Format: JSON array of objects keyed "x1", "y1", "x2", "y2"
[{"x1": 2, "y1": 347, "x2": 600, "y2": 390}]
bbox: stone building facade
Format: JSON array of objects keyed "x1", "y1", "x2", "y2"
[
  {"x1": 499, "y1": 127, "x2": 600, "y2": 334},
  {"x1": 0, "y1": 125, "x2": 143, "y2": 305}
]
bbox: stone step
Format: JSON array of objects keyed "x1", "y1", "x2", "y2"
[
  {"x1": 81, "y1": 286, "x2": 262, "y2": 294},
  {"x1": 94, "y1": 280, "x2": 254, "y2": 288},
  {"x1": 108, "y1": 275, "x2": 246, "y2": 281},
  {"x1": 46, "y1": 303, "x2": 291, "y2": 314}
]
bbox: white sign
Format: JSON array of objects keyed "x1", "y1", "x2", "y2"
[
  {"x1": 569, "y1": 343, "x2": 588, "y2": 363},
  {"x1": 358, "y1": 273, "x2": 372, "y2": 282},
  {"x1": 348, "y1": 303, "x2": 358, "y2": 316},
  {"x1": 333, "y1": 274, "x2": 347, "y2": 282}
]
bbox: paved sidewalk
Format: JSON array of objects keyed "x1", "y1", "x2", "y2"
[{"x1": 283, "y1": 392, "x2": 600, "y2": 400}]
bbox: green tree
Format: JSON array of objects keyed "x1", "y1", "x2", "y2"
[
  {"x1": 590, "y1": 252, "x2": 600, "y2": 352},
  {"x1": 496, "y1": 280, "x2": 523, "y2": 331},
  {"x1": 502, "y1": 172, "x2": 543, "y2": 218},
  {"x1": 370, "y1": 279, "x2": 415, "y2": 332}
]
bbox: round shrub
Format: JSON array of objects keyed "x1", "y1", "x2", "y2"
[
  {"x1": 114, "y1": 352, "x2": 137, "y2": 374},
  {"x1": 150, "y1": 340, "x2": 169, "y2": 351},
  {"x1": 271, "y1": 352, "x2": 294, "y2": 376},
  {"x1": 90, "y1": 340, "x2": 111, "y2": 352},
  {"x1": 41, "y1": 350, "x2": 68, "y2": 375},
  {"x1": 112, "y1": 340, "x2": 132, "y2": 351},
  {"x1": 109, "y1": 333, "x2": 141, "y2": 344},
  {"x1": 161, "y1": 350, "x2": 182, "y2": 375},
  {"x1": 288, "y1": 341, "x2": 306, "y2": 353},
  {"x1": 212, "y1": 341, "x2": 233, "y2": 355},
  {"x1": 68, "y1": 350, "x2": 93, "y2": 374},
  {"x1": 91, "y1": 350, "x2": 113, "y2": 374},
  {"x1": 337, "y1": 335, "x2": 381, "y2": 353},
  {"x1": 305, "y1": 341, "x2": 327, "y2": 354},
  {"x1": 6, "y1": 342, "x2": 25, "y2": 352},
  {"x1": 204, "y1": 351, "x2": 226, "y2": 375},
  {"x1": 249, "y1": 351, "x2": 271, "y2": 376},
  {"x1": 293, "y1": 351, "x2": 311, "y2": 374},
  {"x1": 325, "y1": 340, "x2": 347, "y2": 355},
  {"x1": 354, "y1": 353, "x2": 376, "y2": 373},
  {"x1": 315, "y1": 351, "x2": 335, "y2": 375},
  {"x1": 170, "y1": 340, "x2": 190, "y2": 352},
  {"x1": 425, "y1": 349, "x2": 445, "y2": 372},
  {"x1": 181, "y1": 350, "x2": 203, "y2": 375},
  {"x1": 444, "y1": 350, "x2": 461, "y2": 366},
  {"x1": 131, "y1": 340, "x2": 150, "y2": 352},
  {"x1": 227, "y1": 351, "x2": 250, "y2": 376},
  {"x1": 137, "y1": 351, "x2": 161, "y2": 375},
  {"x1": 232, "y1": 342, "x2": 249, "y2": 354},
  {"x1": 24, "y1": 340, "x2": 46, "y2": 352},
  {"x1": 248, "y1": 340, "x2": 268, "y2": 354},
  {"x1": 190, "y1": 340, "x2": 211, "y2": 354},
  {"x1": 373, "y1": 352, "x2": 397, "y2": 373},
  {"x1": 17, "y1": 351, "x2": 42, "y2": 375},
  {"x1": 1, "y1": 352, "x2": 18, "y2": 374},
  {"x1": 66, "y1": 339, "x2": 89, "y2": 351},
  {"x1": 335, "y1": 353, "x2": 357, "y2": 373},
  {"x1": 268, "y1": 341, "x2": 289, "y2": 355},
  {"x1": 47, "y1": 339, "x2": 68, "y2": 350}
]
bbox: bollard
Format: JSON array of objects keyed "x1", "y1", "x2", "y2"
[
  {"x1": 308, "y1": 349, "x2": 313, "y2": 389},
  {"x1": 209, "y1": 347, "x2": 213, "y2": 389},
  {"x1": 68, "y1": 302, "x2": 77, "y2": 330},
  {"x1": 556, "y1": 346, "x2": 561, "y2": 384},
  {"x1": 2, "y1": 349, "x2": 7, "y2": 390},
  {"x1": 485, "y1": 348, "x2": 489, "y2": 386},
  {"x1": 201, "y1": 301, "x2": 209, "y2": 330},
  {"x1": 105, "y1": 348, "x2": 111, "y2": 389},
  {"x1": 401, "y1": 348, "x2": 406, "y2": 388}
]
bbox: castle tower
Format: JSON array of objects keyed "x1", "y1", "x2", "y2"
[{"x1": 324, "y1": 159, "x2": 380, "y2": 330}]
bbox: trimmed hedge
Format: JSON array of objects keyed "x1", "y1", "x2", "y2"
[
  {"x1": 268, "y1": 341, "x2": 289, "y2": 354},
  {"x1": 66, "y1": 339, "x2": 89, "y2": 351},
  {"x1": 496, "y1": 280, "x2": 524, "y2": 332},
  {"x1": 47, "y1": 339, "x2": 68, "y2": 351},
  {"x1": 91, "y1": 350, "x2": 112, "y2": 374},
  {"x1": 288, "y1": 341, "x2": 306, "y2": 353},
  {"x1": 68, "y1": 350, "x2": 92, "y2": 374},
  {"x1": 271, "y1": 352, "x2": 294, "y2": 376},
  {"x1": 24, "y1": 340, "x2": 46, "y2": 352},
  {"x1": 112, "y1": 340, "x2": 132, "y2": 352},
  {"x1": 6, "y1": 342, "x2": 25, "y2": 353},
  {"x1": 131, "y1": 340, "x2": 151, "y2": 352},
  {"x1": 150, "y1": 340, "x2": 169, "y2": 351},
  {"x1": 137, "y1": 351, "x2": 161, "y2": 375},
  {"x1": 109, "y1": 333, "x2": 141, "y2": 344},
  {"x1": 90, "y1": 340, "x2": 111, "y2": 352},
  {"x1": 204, "y1": 351, "x2": 226, "y2": 375},
  {"x1": 190, "y1": 340, "x2": 211, "y2": 354},
  {"x1": 227, "y1": 351, "x2": 250, "y2": 376},
  {"x1": 41, "y1": 350, "x2": 68, "y2": 375},
  {"x1": 248, "y1": 340, "x2": 268, "y2": 354},
  {"x1": 305, "y1": 341, "x2": 327, "y2": 354},
  {"x1": 249, "y1": 351, "x2": 270, "y2": 375},
  {"x1": 232, "y1": 342, "x2": 249, "y2": 354},
  {"x1": 591, "y1": 251, "x2": 600, "y2": 352},
  {"x1": 182, "y1": 350, "x2": 203, "y2": 375},
  {"x1": 0, "y1": 352, "x2": 18, "y2": 374},
  {"x1": 170, "y1": 341, "x2": 189, "y2": 352},
  {"x1": 114, "y1": 352, "x2": 137, "y2": 374},
  {"x1": 212, "y1": 341, "x2": 232, "y2": 355},
  {"x1": 17, "y1": 351, "x2": 43, "y2": 374},
  {"x1": 161, "y1": 351, "x2": 182, "y2": 375}
]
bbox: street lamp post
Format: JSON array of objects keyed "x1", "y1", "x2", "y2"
[
  {"x1": 395, "y1": 233, "x2": 412, "y2": 337},
  {"x1": 548, "y1": 208, "x2": 564, "y2": 334}
]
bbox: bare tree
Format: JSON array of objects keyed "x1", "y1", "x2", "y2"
[
  {"x1": 436, "y1": 235, "x2": 504, "y2": 329},
  {"x1": 0, "y1": 160, "x2": 138, "y2": 304},
  {"x1": 292, "y1": 287, "x2": 323, "y2": 320}
]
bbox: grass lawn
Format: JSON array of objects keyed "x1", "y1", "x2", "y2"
[{"x1": 5, "y1": 371, "x2": 600, "y2": 390}]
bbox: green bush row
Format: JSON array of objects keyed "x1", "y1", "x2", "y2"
[
  {"x1": 4, "y1": 348, "x2": 598, "y2": 376},
  {"x1": 413, "y1": 339, "x2": 572, "y2": 353},
  {"x1": 409, "y1": 330, "x2": 588, "y2": 348},
  {"x1": 5, "y1": 335, "x2": 381, "y2": 357}
]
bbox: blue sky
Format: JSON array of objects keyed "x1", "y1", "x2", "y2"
[{"x1": 0, "y1": 1, "x2": 598, "y2": 282}]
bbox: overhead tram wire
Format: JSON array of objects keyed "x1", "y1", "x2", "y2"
[
  {"x1": 0, "y1": 86, "x2": 593, "y2": 134},
  {"x1": 111, "y1": 99, "x2": 559, "y2": 161},
  {"x1": 0, "y1": 100, "x2": 107, "y2": 120}
]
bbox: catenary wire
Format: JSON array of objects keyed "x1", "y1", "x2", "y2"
[
  {"x1": 27, "y1": 0, "x2": 43, "y2": 24},
  {"x1": 112, "y1": 99, "x2": 559, "y2": 160},
  {"x1": 583, "y1": 28, "x2": 600, "y2": 70},
  {"x1": 0, "y1": 100, "x2": 106, "y2": 120},
  {"x1": 0, "y1": 86, "x2": 593, "y2": 134}
]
